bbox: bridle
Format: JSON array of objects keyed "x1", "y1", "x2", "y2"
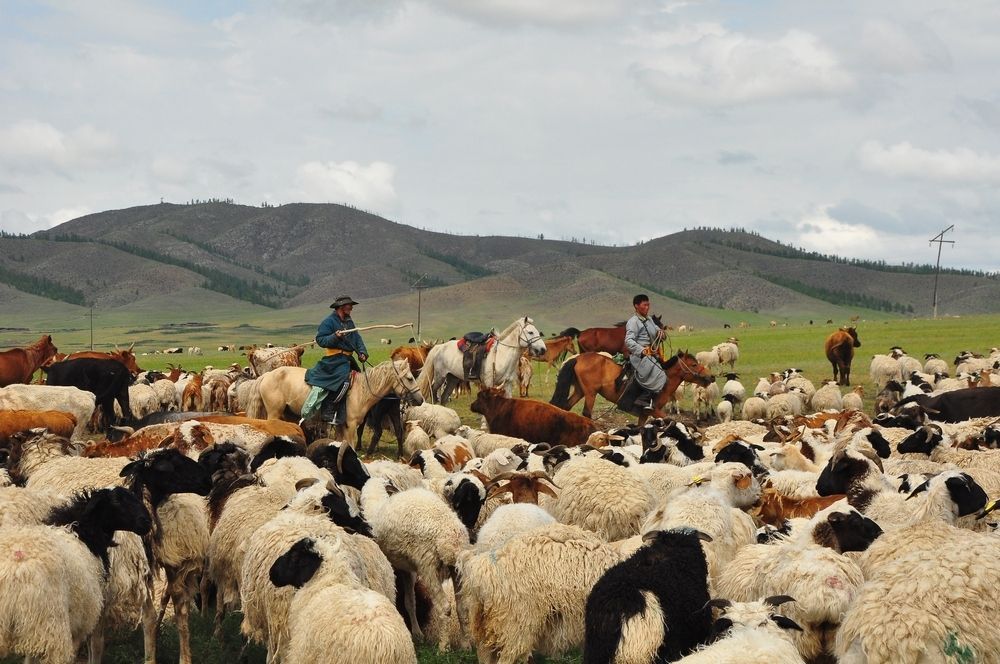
[
  {"x1": 672, "y1": 353, "x2": 712, "y2": 384},
  {"x1": 389, "y1": 359, "x2": 423, "y2": 403}
]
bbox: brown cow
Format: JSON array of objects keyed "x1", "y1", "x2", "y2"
[
  {"x1": 825, "y1": 326, "x2": 861, "y2": 386},
  {"x1": 470, "y1": 388, "x2": 599, "y2": 447},
  {"x1": 82, "y1": 421, "x2": 215, "y2": 458},
  {"x1": 65, "y1": 344, "x2": 142, "y2": 376},
  {"x1": 0, "y1": 335, "x2": 58, "y2": 387},
  {"x1": 0, "y1": 410, "x2": 77, "y2": 444},
  {"x1": 391, "y1": 342, "x2": 435, "y2": 376}
]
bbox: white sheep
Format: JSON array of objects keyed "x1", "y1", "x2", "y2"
[
  {"x1": 810, "y1": 381, "x2": 843, "y2": 412},
  {"x1": 717, "y1": 394, "x2": 738, "y2": 423},
  {"x1": 869, "y1": 353, "x2": 902, "y2": 388},
  {"x1": 766, "y1": 390, "x2": 807, "y2": 420},
  {"x1": 457, "y1": 523, "x2": 625, "y2": 663},
  {"x1": 474, "y1": 502, "x2": 557, "y2": 553},
  {"x1": 677, "y1": 599, "x2": 806, "y2": 663},
  {"x1": 270, "y1": 537, "x2": 416, "y2": 664},
  {"x1": 405, "y1": 403, "x2": 461, "y2": 439},
  {"x1": 693, "y1": 382, "x2": 720, "y2": 421},
  {"x1": 841, "y1": 386, "x2": 864, "y2": 412},
  {"x1": 714, "y1": 341, "x2": 740, "y2": 369},
  {"x1": 539, "y1": 456, "x2": 655, "y2": 541},
  {"x1": 456, "y1": 425, "x2": 529, "y2": 457},
  {"x1": 695, "y1": 349, "x2": 720, "y2": 372},
  {"x1": 722, "y1": 373, "x2": 745, "y2": 402},
  {"x1": 741, "y1": 395, "x2": 768, "y2": 421},
  {"x1": 402, "y1": 420, "x2": 432, "y2": 457}
]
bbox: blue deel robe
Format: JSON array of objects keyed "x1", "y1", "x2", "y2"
[{"x1": 304, "y1": 313, "x2": 368, "y2": 392}]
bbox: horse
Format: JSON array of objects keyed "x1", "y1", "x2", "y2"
[
  {"x1": 390, "y1": 341, "x2": 435, "y2": 376},
  {"x1": 0, "y1": 335, "x2": 58, "y2": 387},
  {"x1": 530, "y1": 335, "x2": 576, "y2": 383},
  {"x1": 246, "y1": 359, "x2": 423, "y2": 447},
  {"x1": 417, "y1": 316, "x2": 546, "y2": 403},
  {"x1": 550, "y1": 350, "x2": 714, "y2": 424},
  {"x1": 576, "y1": 315, "x2": 664, "y2": 354},
  {"x1": 825, "y1": 326, "x2": 861, "y2": 386}
]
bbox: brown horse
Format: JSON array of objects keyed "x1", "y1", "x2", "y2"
[
  {"x1": 0, "y1": 335, "x2": 58, "y2": 387},
  {"x1": 530, "y1": 335, "x2": 576, "y2": 383},
  {"x1": 550, "y1": 350, "x2": 714, "y2": 423},
  {"x1": 390, "y1": 341, "x2": 435, "y2": 376},
  {"x1": 825, "y1": 327, "x2": 861, "y2": 386},
  {"x1": 576, "y1": 315, "x2": 664, "y2": 354}
]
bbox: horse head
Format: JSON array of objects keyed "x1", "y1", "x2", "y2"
[
  {"x1": 673, "y1": 349, "x2": 714, "y2": 386},
  {"x1": 390, "y1": 358, "x2": 424, "y2": 406},
  {"x1": 519, "y1": 319, "x2": 547, "y2": 358}
]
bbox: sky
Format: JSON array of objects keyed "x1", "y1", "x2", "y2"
[{"x1": 1, "y1": 0, "x2": 998, "y2": 271}]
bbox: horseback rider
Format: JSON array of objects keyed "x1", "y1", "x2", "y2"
[
  {"x1": 301, "y1": 296, "x2": 369, "y2": 425},
  {"x1": 624, "y1": 294, "x2": 665, "y2": 411}
]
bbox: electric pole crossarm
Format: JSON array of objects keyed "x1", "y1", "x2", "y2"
[{"x1": 929, "y1": 225, "x2": 956, "y2": 320}]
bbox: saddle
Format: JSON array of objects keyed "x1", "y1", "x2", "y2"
[{"x1": 457, "y1": 332, "x2": 496, "y2": 380}]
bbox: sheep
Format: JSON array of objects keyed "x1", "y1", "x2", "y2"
[
  {"x1": 150, "y1": 378, "x2": 178, "y2": 412},
  {"x1": 717, "y1": 526, "x2": 869, "y2": 660},
  {"x1": 474, "y1": 502, "x2": 557, "y2": 553},
  {"x1": 713, "y1": 341, "x2": 740, "y2": 370},
  {"x1": 693, "y1": 382, "x2": 720, "y2": 421},
  {"x1": 476, "y1": 447, "x2": 525, "y2": 477},
  {"x1": 583, "y1": 528, "x2": 713, "y2": 664},
  {"x1": 841, "y1": 385, "x2": 864, "y2": 411},
  {"x1": 0, "y1": 487, "x2": 151, "y2": 664},
  {"x1": 269, "y1": 537, "x2": 416, "y2": 664},
  {"x1": 722, "y1": 372, "x2": 745, "y2": 401},
  {"x1": 456, "y1": 426, "x2": 531, "y2": 457},
  {"x1": 784, "y1": 375, "x2": 815, "y2": 401},
  {"x1": 457, "y1": 523, "x2": 626, "y2": 664},
  {"x1": 810, "y1": 380, "x2": 843, "y2": 412},
  {"x1": 923, "y1": 353, "x2": 949, "y2": 376},
  {"x1": 360, "y1": 477, "x2": 469, "y2": 648},
  {"x1": 404, "y1": 403, "x2": 461, "y2": 439},
  {"x1": 766, "y1": 390, "x2": 807, "y2": 420},
  {"x1": 539, "y1": 455, "x2": 655, "y2": 541},
  {"x1": 836, "y1": 523, "x2": 1000, "y2": 663},
  {"x1": 769, "y1": 443, "x2": 820, "y2": 473},
  {"x1": 898, "y1": 423, "x2": 1000, "y2": 472},
  {"x1": 896, "y1": 353, "x2": 923, "y2": 379},
  {"x1": 402, "y1": 419, "x2": 432, "y2": 456},
  {"x1": 695, "y1": 349, "x2": 720, "y2": 372},
  {"x1": 677, "y1": 598, "x2": 805, "y2": 663},
  {"x1": 869, "y1": 352, "x2": 902, "y2": 388},
  {"x1": 6, "y1": 429, "x2": 128, "y2": 492},
  {"x1": 741, "y1": 395, "x2": 768, "y2": 421},
  {"x1": 753, "y1": 376, "x2": 771, "y2": 397},
  {"x1": 717, "y1": 394, "x2": 739, "y2": 423}
]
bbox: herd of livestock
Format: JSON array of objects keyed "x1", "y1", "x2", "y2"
[{"x1": 2, "y1": 326, "x2": 1000, "y2": 663}]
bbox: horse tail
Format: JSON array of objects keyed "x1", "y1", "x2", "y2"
[
  {"x1": 245, "y1": 376, "x2": 266, "y2": 419},
  {"x1": 417, "y1": 344, "x2": 440, "y2": 402},
  {"x1": 550, "y1": 357, "x2": 578, "y2": 408}
]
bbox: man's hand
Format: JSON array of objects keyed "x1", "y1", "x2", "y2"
[
  {"x1": 358, "y1": 353, "x2": 368, "y2": 363},
  {"x1": 642, "y1": 346, "x2": 654, "y2": 356},
  {"x1": 335, "y1": 330, "x2": 347, "y2": 337}
]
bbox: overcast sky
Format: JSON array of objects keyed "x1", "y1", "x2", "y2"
[{"x1": 2, "y1": 0, "x2": 998, "y2": 271}]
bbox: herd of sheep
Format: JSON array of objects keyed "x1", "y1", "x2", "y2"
[{"x1": 1, "y1": 341, "x2": 1000, "y2": 663}]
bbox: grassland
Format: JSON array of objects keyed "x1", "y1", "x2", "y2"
[{"x1": 2, "y1": 312, "x2": 998, "y2": 663}]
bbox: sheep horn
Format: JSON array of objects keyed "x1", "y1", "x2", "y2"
[
  {"x1": 704, "y1": 598, "x2": 732, "y2": 611},
  {"x1": 336, "y1": 443, "x2": 348, "y2": 475},
  {"x1": 857, "y1": 446, "x2": 884, "y2": 472},
  {"x1": 763, "y1": 595, "x2": 797, "y2": 607},
  {"x1": 325, "y1": 479, "x2": 343, "y2": 496},
  {"x1": 484, "y1": 472, "x2": 518, "y2": 489},
  {"x1": 295, "y1": 477, "x2": 321, "y2": 491}
]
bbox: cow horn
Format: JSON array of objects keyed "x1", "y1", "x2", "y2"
[
  {"x1": 111, "y1": 425, "x2": 135, "y2": 437},
  {"x1": 128, "y1": 341, "x2": 135, "y2": 352},
  {"x1": 336, "y1": 443, "x2": 348, "y2": 475}
]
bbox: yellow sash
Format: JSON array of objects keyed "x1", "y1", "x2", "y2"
[{"x1": 324, "y1": 348, "x2": 350, "y2": 357}]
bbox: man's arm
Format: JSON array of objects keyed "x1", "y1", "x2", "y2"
[{"x1": 316, "y1": 316, "x2": 354, "y2": 350}]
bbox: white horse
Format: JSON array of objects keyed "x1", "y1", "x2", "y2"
[{"x1": 417, "y1": 316, "x2": 546, "y2": 403}]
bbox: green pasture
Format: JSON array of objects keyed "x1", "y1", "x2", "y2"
[{"x1": 2, "y1": 311, "x2": 999, "y2": 663}]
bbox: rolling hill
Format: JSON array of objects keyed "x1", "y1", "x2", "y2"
[{"x1": 0, "y1": 202, "x2": 997, "y2": 339}]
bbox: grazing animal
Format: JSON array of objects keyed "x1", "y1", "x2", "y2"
[
  {"x1": 247, "y1": 345, "x2": 306, "y2": 377},
  {"x1": 894, "y1": 387, "x2": 1000, "y2": 422},
  {"x1": 577, "y1": 316, "x2": 664, "y2": 354},
  {"x1": 417, "y1": 317, "x2": 547, "y2": 403},
  {"x1": 531, "y1": 335, "x2": 577, "y2": 383},
  {"x1": 825, "y1": 327, "x2": 861, "y2": 386},
  {"x1": 550, "y1": 350, "x2": 714, "y2": 424},
  {"x1": 472, "y1": 388, "x2": 600, "y2": 447},
  {"x1": 247, "y1": 360, "x2": 423, "y2": 445},
  {"x1": 44, "y1": 357, "x2": 134, "y2": 431},
  {"x1": 390, "y1": 342, "x2": 434, "y2": 376},
  {"x1": 517, "y1": 354, "x2": 533, "y2": 397},
  {"x1": 0, "y1": 335, "x2": 58, "y2": 387}
]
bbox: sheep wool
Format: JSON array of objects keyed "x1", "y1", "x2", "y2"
[
  {"x1": 475, "y1": 503, "x2": 557, "y2": 553},
  {"x1": 810, "y1": 382, "x2": 843, "y2": 412}
]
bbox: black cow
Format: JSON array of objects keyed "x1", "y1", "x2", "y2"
[
  {"x1": 45, "y1": 357, "x2": 134, "y2": 431},
  {"x1": 893, "y1": 387, "x2": 1000, "y2": 423}
]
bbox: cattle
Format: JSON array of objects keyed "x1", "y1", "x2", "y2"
[
  {"x1": 43, "y1": 357, "x2": 134, "y2": 431},
  {"x1": 218, "y1": 344, "x2": 236, "y2": 352},
  {"x1": 0, "y1": 334, "x2": 58, "y2": 387},
  {"x1": 825, "y1": 326, "x2": 861, "y2": 386},
  {"x1": 65, "y1": 345, "x2": 142, "y2": 377},
  {"x1": 470, "y1": 388, "x2": 599, "y2": 447},
  {"x1": 188, "y1": 346, "x2": 202, "y2": 355},
  {"x1": 0, "y1": 384, "x2": 96, "y2": 438},
  {"x1": 247, "y1": 345, "x2": 306, "y2": 377},
  {"x1": 164, "y1": 347, "x2": 184, "y2": 354},
  {"x1": 0, "y1": 410, "x2": 77, "y2": 445},
  {"x1": 893, "y1": 387, "x2": 1000, "y2": 423}
]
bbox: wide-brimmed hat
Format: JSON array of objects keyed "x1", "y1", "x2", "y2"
[{"x1": 330, "y1": 296, "x2": 359, "y2": 309}]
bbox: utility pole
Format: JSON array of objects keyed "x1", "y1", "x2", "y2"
[
  {"x1": 929, "y1": 225, "x2": 955, "y2": 320},
  {"x1": 411, "y1": 274, "x2": 429, "y2": 340},
  {"x1": 88, "y1": 306, "x2": 94, "y2": 349}
]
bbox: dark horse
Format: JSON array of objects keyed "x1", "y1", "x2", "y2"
[
  {"x1": 576, "y1": 315, "x2": 665, "y2": 354},
  {"x1": 550, "y1": 350, "x2": 714, "y2": 424},
  {"x1": 825, "y1": 326, "x2": 861, "y2": 386}
]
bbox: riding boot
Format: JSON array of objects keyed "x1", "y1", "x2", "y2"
[
  {"x1": 634, "y1": 389, "x2": 656, "y2": 411},
  {"x1": 319, "y1": 395, "x2": 339, "y2": 424},
  {"x1": 320, "y1": 382, "x2": 350, "y2": 424}
]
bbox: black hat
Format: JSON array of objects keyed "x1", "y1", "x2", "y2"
[{"x1": 330, "y1": 296, "x2": 359, "y2": 309}]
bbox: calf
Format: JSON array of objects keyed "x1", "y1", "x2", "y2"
[
  {"x1": 471, "y1": 388, "x2": 599, "y2": 447},
  {"x1": 0, "y1": 409, "x2": 77, "y2": 444}
]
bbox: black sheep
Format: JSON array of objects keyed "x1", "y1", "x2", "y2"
[{"x1": 583, "y1": 528, "x2": 713, "y2": 664}]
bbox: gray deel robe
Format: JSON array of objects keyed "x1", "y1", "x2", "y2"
[{"x1": 625, "y1": 314, "x2": 666, "y2": 392}]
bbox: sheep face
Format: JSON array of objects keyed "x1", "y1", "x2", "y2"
[
  {"x1": 863, "y1": 429, "x2": 892, "y2": 459},
  {"x1": 90, "y1": 486, "x2": 153, "y2": 537},
  {"x1": 320, "y1": 489, "x2": 373, "y2": 537},
  {"x1": 819, "y1": 509, "x2": 882, "y2": 553},
  {"x1": 816, "y1": 453, "x2": 871, "y2": 496},
  {"x1": 449, "y1": 477, "x2": 486, "y2": 529},
  {"x1": 908, "y1": 472, "x2": 988, "y2": 518},
  {"x1": 310, "y1": 442, "x2": 371, "y2": 490},
  {"x1": 120, "y1": 448, "x2": 213, "y2": 503},
  {"x1": 896, "y1": 425, "x2": 944, "y2": 454},
  {"x1": 714, "y1": 441, "x2": 768, "y2": 477}
]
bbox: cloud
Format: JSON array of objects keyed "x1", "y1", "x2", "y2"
[
  {"x1": 0, "y1": 120, "x2": 120, "y2": 174},
  {"x1": 859, "y1": 19, "x2": 951, "y2": 74},
  {"x1": 859, "y1": 141, "x2": 1000, "y2": 183},
  {"x1": 275, "y1": 0, "x2": 404, "y2": 23},
  {"x1": 429, "y1": 0, "x2": 629, "y2": 27},
  {"x1": 632, "y1": 26, "x2": 853, "y2": 106},
  {"x1": 0, "y1": 206, "x2": 90, "y2": 234},
  {"x1": 717, "y1": 150, "x2": 756, "y2": 165},
  {"x1": 0, "y1": 182, "x2": 23, "y2": 194},
  {"x1": 294, "y1": 160, "x2": 398, "y2": 211},
  {"x1": 794, "y1": 206, "x2": 880, "y2": 256},
  {"x1": 955, "y1": 96, "x2": 1000, "y2": 131},
  {"x1": 321, "y1": 99, "x2": 385, "y2": 123}
]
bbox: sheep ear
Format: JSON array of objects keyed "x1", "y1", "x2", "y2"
[
  {"x1": 763, "y1": 595, "x2": 796, "y2": 608},
  {"x1": 906, "y1": 481, "x2": 931, "y2": 500}
]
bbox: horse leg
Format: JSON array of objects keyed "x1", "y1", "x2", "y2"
[
  {"x1": 390, "y1": 410, "x2": 405, "y2": 459},
  {"x1": 582, "y1": 391, "x2": 597, "y2": 418}
]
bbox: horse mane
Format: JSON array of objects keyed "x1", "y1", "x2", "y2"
[
  {"x1": 662, "y1": 354, "x2": 680, "y2": 370},
  {"x1": 496, "y1": 317, "x2": 528, "y2": 340},
  {"x1": 354, "y1": 360, "x2": 405, "y2": 401}
]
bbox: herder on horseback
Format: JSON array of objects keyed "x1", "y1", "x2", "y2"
[
  {"x1": 301, "y1": 295, "x2": 369, "y2": 425},
  {"x1": 625, "y1": 293, "x2": 666, "y2": 411}
]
